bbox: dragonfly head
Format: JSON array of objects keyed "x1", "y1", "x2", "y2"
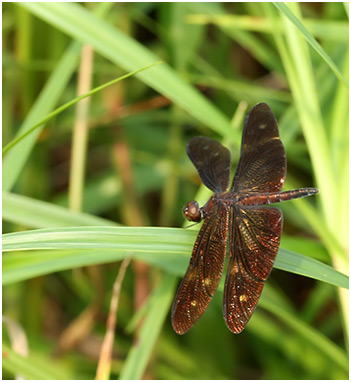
[{"x1": 183, "y1": 200, "x2": 203, "y2": 222}]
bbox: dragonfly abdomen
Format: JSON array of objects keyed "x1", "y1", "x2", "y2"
[{"x1": 238, "y1": 187, "x2": 318, "y2": 206}]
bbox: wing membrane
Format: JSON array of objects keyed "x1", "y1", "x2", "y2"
[
  {"x1": 172, "y1": 202, "x2": 229, "y2": 334},
  {"x1": 187, "y1": 136, "x2": 231, "y2": 193},
  {"x1": 231, "y1": 103, "x2": 286, "y2": 194},
  {"x1": 223, "y1": 206, "x2": 283, "y2": 334}
]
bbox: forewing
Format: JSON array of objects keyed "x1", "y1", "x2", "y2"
[
  {"x1": 231, "y1": 103, "x2": 286, "y2": 194},
  {"x1": 172, "y1": 202, "x2": 229, "y2": 334},
  {"x1": 223, "y1": 206, "x2": 283, "y2": 334},
  {"x1": 187, "y1": 136, "x2": 231, "y2": 193}
]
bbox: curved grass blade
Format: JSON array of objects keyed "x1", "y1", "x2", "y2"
[
  {"x1": 2, "y1": 227, "x2": 348, "y2": 289},
  {"x1": 2, "y1": 41, "x2": 81, "y2": 191},
  {"x1": 3, "y1": 61, "x2": 162, "y2": 156},
  {"x1": 2, "y1": 191, "x2": 118, "y2": 228},
  {"x1": 19, "y1": 2, "x2": 232, "y2": 138},
  {"x1": 275, "y1": 248, "x2": 348, "y2": 289},
  {"x1": 3, "y1": 2, "x2": 114, "y2": 192},
  {"x1": 2, "y1": 343, "x2": 72, "y2": 380},
  {"x1": 259, "y1": 297, "x2": 349, "y2": 373},
  {"x1": 273, "y1": 2, "x2": 348, "y2": 86},
  {"x1": 119, "y1": 275, "x2": 177, "y2": 380}
]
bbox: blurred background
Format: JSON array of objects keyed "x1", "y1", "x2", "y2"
[{"x1": 2, "y1": 2, "x2": 349, "y2": 380}]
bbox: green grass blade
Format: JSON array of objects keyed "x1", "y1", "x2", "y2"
[
  {"x1": 187, "y1": 2, "x2": 283, "y2": 73},
  {"x1": 273, "y1": 2, "x2": 348, "y2": 86},
  {"x1": 275, "y1": 248, "x2": 348, "y2": 289},
  {"x1": 2, "y1": 227, "x2": 348, "y2": 289},
  {"x1": 2, "y1": 61, "x2": 162, "y2": 156},
  {"x1": 2, "y1": 2, "x2": 113, "y2": 192},
  {"x1": 259, "y1": 298, "x2": 349, "y2": 373},
  {"x1": 2, "y1": 227, "x2": 193, "y2": 252},
  {"x1": 2, "y1": 250, "x2": 126, "y2": 285},
  {"x1": 2, "y1": 343, "x2": 73, "y2": 380},
  {"x1": 2, "y1": 191, "x2": 117, "y2": 228},
  {"x1": 265, "y1": 4, "x2": 338, "y2": 242},
  {"x1": 328, "y1": 50, "x2": 349, "y2": 246},
  {"x1": 187, "y1": 14, "x2": 348, "y2": 43},
  {"x1": 19, "y1": 2, "x2": 231, "y2": 137},
  {"x1": 283, "y1": 180, "x2": 346, "y2": 262},
  {"x1": 119, "y1": 275, "x2": 177, "y2": 380},
  {"x1": 2, "y1": 41, "x2": 81, "y2": 192}
]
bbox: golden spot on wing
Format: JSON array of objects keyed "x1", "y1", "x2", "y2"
[
  {"x1": 188, "y1": 268, "x2": 197, "y2": 280},
  {"x1": 239, "y1": 295, "x2": 248, "y2": 302},
  {"x1": 259, "y1": 123, "x2": 266, "y2": 129},
  {"x1": 204, "y1": 277, "x2": 211, "y2": 286},
  {"x1": 191, "y1": 300, "x2": 198, "y2": 307}
]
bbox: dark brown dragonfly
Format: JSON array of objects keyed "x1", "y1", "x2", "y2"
[{"x1": 172, "y1": 103, "x2": 318, "y2": 335}]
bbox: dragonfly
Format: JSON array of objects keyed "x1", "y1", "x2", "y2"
[{"x1": 172, "y1": 103, "x2": 318, "y2": 335}]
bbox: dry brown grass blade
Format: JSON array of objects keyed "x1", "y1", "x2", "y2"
[
  {"x1": 57, "y1": 302, "x2": 100, "y2": 352},
  {"x1": 58, "y1": 46, "x2": 104, "y2": 355},
  {"x1": 3, "y1": 316, "x2": 29, "y2": 380},
  {"x1": 69, "y1": 44, "x2": 94, "y2": 211},
  {"x1": 95, "y1": 255, "x2": 132, "y2": 380}
]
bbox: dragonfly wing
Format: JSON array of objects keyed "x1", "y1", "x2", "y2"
[
  {"x1": 187, "y1": 136, "x2": 231, "y2": 193},
  {"x1": 223, "y1": 205, "x2": 283, "y2": 333},
  {"x1": 231, "y1": 103, "x2": 286, "y2": 194},
  {"x1": 172, "y1": 202, "x2": 229, "y2": 334}
]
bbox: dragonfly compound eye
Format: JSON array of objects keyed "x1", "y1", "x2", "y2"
[{"x1": 183, "y1": 200, "x2": 202, "y2": 222}]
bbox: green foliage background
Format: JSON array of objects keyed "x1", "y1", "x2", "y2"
[{"x1": 2, "y1": 2, "x2": 349, "y2": 379}]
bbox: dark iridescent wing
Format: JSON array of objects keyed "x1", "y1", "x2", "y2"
[
  {"x1": 230, "y1": 103, "x2": 286, "y2": 194},
  {"x1": 187, "y1": 136, "x2": 231, "y2": 193},
  {"x1": 223, "y1": 206, "x2": 283, "y2": 333},
  {"x1": 172, "y1": 202, "x2": 229, "y2": 334}
]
